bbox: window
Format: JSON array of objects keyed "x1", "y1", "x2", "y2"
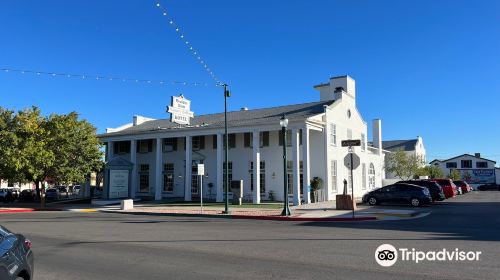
[
  {"x1": 163, "y1": 138, "x2": 177, "y2": 152},
  {"x1": 223, "y1": 161, "x2": 233, "y2": 191},
  {"x1": 287, "y1": 161, "x2": 293, "y2": 195},
  {"x1": 331, "y1": 160, "x2": 337, "y2": 192},
  {"x1": 330, "y1": 124, "x2": 337, "y2": 146},
  {"x1": 347, "y1": 129, "x2": 352, "y2": 140},
  {"x1": 249, "y1": 161, "x2": 266, "y2": 194},
  {"x1": 461, "y1": 160, "x2": 472, "y2": 169},
  {"x1": 212, "y1": 135, "x2": 217, "y2": 149},
  {"x1": 362, "y1": 163, "x2": 367, "y2": 190},
  {"x1": 476, "y1": 162, "x2": 488, "y2": 168},
  {"x1": 230, "y1": 134, "x2": 236, "y2": 148},
  {"x1": 137, "y1": 140, "x2": 153, "y2": 153},
  {"x1": 368, "y1": 163, "x2": 375, "y2": 189},
  {"x1": 114, "y1": 141, "x2": 131, "y2": 154},
  {"x1": 163, "y1": 163, "x2": 174, "y2": 192},
  {"x1": 244, "y1": 133, "x2": 252, "y2": 148},
  {"x1": 260, "y1": 131, "x2": 269, "y2": 147},
  {"x1": 278, "y1": 130, "x2": 292, "y2": 147},
  {"x1": 192, "y1": 136, "x2": 205, "y2": 150},
  {"x1": 446, "y1": 162, "x2": 458, "y2": 168},
  {"x1": 139, "y1": 164, "x2": 149, "y2": 192},
  {"x1": 190, "y1": 162, "x2": 203, "y2": 195},
  {"x1": 361, "y1": 133, "x2": 366, "y2": 151}
]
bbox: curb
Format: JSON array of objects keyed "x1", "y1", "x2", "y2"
[{"x1": 0, "y1": 208, "x2": 64, "y2": 213}]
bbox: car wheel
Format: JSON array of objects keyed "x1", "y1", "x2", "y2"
[
  {"x1": 368, "y1": 197, "x2": 377, "y2": 206},
  {"x1": 410, "y1": 198, "x2": 421, "y2": 207},
  {"x1": 15, "y1": 277, "x2": 25, "y2": 280}
]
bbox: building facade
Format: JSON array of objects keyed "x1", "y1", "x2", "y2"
[
  {"x1": 378, "y1": 137, "x2": 427, "y2": 179},
  {"x1": 98, "y1": 75, "x2": 386, "y2": 204},
  {"x1": 430, "y1": 153, "x2": 498, "y2": 187}
]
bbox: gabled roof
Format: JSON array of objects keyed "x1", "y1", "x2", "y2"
[
  {"x1": 430, "y1": 154, "x2": 496, "y2": 164},
  {"x1": 99, "y1": 100, "x2": 334, "y2": 138}
]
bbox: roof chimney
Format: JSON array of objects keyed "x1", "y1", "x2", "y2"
[
  {"x1": 475, "y1": 153, "x2": 481, "y2": 158},
  {"x1": 314, "y1": 75, "x2": 356, "y2": 103},
  {"x1": 373, "y1": 119, "x2": 382, "y2": 155}
]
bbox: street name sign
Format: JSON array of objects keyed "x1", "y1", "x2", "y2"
[{"x1": 341, "y1": 139, "x2": 361, "y2": 147}]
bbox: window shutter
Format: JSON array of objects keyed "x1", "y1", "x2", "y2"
[
  {"x1": 136, "y1": 141, "x2": 140, "y2": 153},
  {"x1": 244, "y1": 133, "x2": 251, "y2": 148},
  {"x1": 262, "y1": 131, "x2": 269, "y2": 147},
  {"x1": 213, "y1": 135, "x2": 217, "y2": 149},
  {"x1": 229, "y1": 134, "x2": 236, "y2": 148},
  {"x1": 113, "y1": 143, "x2": 118, "y2": 154},
  {"x1": 173, "y1": 138, "x2": 178, "y2": 151},
  {"x1": 200, "y1": 136, "x2": 205, "y2": 150}
]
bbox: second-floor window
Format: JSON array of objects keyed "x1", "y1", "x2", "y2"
[
  {"x1": 446, "y1": 162, "x2": 457, "y2": 168},
  {"x1": 330, "y1": 124, "x2": 337, "y2": 146},
  {"x1": 476, "y1": 161, "x2": 488, "y2": 168},
  {"x1": 461, "y1": 160, "x2": 472, "y2": 169}
]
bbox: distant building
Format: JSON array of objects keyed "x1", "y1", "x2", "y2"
[
  {"x1": 430, "y1": 153, "x2": 498, "y2": 186},
  {"x1": 370, "y1": 137, "x2": 427, "y2": 180}
]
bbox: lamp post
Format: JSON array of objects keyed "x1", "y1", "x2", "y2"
[
  {"x1": 280, "y1": 114, "x2": 291, "y2": 216},
  {"x1": 222, "y1": 84, "x2": 231, "y2": 214}
]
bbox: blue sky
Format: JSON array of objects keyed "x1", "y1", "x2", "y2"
[{"x1": 0, "y1": 0, "x2": 499, "y2": 164}]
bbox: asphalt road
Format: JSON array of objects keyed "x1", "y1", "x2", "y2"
[{"x1": 1, "y1": 191, "x2": 500, "y2": 280}]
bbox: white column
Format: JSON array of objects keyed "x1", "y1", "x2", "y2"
[
  {"x1": 155, "y1": 138, "x2": 163, "y2": 201},
  {"x1": 184, "y1": 136, "x2": 192, "y2": 201},
  {"x1": 216, "y1": 134, "x2": 224, "y2": 202},
  {"x1": 324, "y1": 118, "x2": 332, "y2": 201},
  {"x1": 292, "y1": 128, "x2": 301, "y2": 206},
  {"x1": 302, "y1": 126, "x2": 311, "y2": 204},
  {"x1": 130, "y1": 140, "x2": 137, "y2": 199},
  {"x1": 252, "y1": 131, "x2": 261, "y2": 204}
]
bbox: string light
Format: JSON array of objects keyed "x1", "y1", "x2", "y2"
[
  {"x1": 0, "y1": 67, "x2": 212, "y2": 87},
  {"x1": 154, "y1": 1, "x2": 222, "y2": 86}
]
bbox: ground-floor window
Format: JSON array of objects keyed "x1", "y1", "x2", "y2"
[
  {"x1": 249, "y1": 161, "x2": 265, "y2": 194},
  {"x1": 331, "y1": 160, "x2": 337, "y2": 192},
  {"x1": 362, "y1": 163, "x2": 367, "y2": 190},
  {"x1": 139, "y1": 164, "x2": 149, "y2": 192},
  {"x1": 223, "y1": 161, "x2": 233, "y2": 191},
  {"x1": 163, "y1": 163, "x2": 174, "y2": 192},
  {"x1": 368, "y1": 163, "x2": 375, "y2": 189},
  {"x1": 287, "y1": 161, "x2": 303, "y2": 195}
]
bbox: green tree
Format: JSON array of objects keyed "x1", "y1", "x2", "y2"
[
  {"x1": 448, "y1": 169, "x2": 461, "y2": 181},
  {"x1": 418, "y1": 165, "x2": 444, "y2": 179},
  {"x1": 386, "y1": 150, "x2": 424, "y2": 180}
]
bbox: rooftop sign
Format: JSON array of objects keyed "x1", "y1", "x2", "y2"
[{"x1": 167, "y1": 95, "x2": 194, "y2": 125}]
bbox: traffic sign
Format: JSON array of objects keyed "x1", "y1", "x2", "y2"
[
  {"x1": 344, "y1": 153, "x2": 360, "y2": 169},
  {"x1": 341, "y1": 139, "x2": 361, "y2": 147},
  {"x1": 197, "y1": 164, "x2": 205, "y2": 176}
]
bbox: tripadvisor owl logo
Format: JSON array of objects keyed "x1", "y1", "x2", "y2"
[
  {"x1": 375, "y1": 244, "x2": 482, "y2": 267},
  {"x1": 375, "y1": 244, "x2": 398, "y2": 267}
]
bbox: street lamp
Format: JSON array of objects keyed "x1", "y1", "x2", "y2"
[
  {"x1": 222, "y1": 84, "x2": 231, "y2": 214},
  {"x1": 280, "y1": 114, "x2": 291, "y2": 216}
]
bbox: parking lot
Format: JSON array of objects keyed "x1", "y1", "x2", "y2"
[{"x1": 1, "y1": 191, "x2": 499, "y2": 279}]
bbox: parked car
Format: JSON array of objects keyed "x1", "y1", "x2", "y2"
[
  {"x1": 18, "y1": 190, "x2": 36, "y2": 202},
  {"x1": 477, "y1": 183, "x2": 500, "y2": 191},
  {"x1": 453, "y1": 180, "x2": 472, "y2": 193},
  {"x1": 56, "y1": 186, "x2": 70, "y2": 198},
  {"x1": 45, "y1": 188, "x2": 60, "y2": 201},
  {"x1": 431, "y1": 179, "x2": 457, "y2": 198},
  {"x1": 0, "y1": 189, "x2": 14, "y2": 203},
  {"x1": 72, "y1": 185, "x2": 81, "y2": 196},
  {"x1": 0, "y1": 225, "x2": 34, "y2": 280},
  {"x1": 362, "y1": 183, "x2": 432, "y2": 207},
  {"x1": 398, "y1": 180, "x2": 446, "y2": 201}
]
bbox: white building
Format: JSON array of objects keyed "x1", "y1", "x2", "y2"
[
  {"x1": 376, "y1": 137, "x2": 427, "y2": 180},
  {"x1": 430, "y1": 153, "x2": 498, "y2": 187},
  {"x1": 98, "y1": 75, "x2": 386, "y2": 204}
]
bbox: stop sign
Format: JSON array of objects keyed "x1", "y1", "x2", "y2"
[{"x1": 344, "y1": 153, "x2": 360, "y2": 170}]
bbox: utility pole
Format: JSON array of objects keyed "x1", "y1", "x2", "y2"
[{"x1": 222, "y1": 84, "x2": 231, "y2": 214}]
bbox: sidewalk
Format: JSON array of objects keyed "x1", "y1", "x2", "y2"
[{"x1": 0, "y1": 201, "x2": 430, "y2": 221}]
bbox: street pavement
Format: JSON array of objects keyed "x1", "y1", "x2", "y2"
[{"x1": 1, "y1": 191, "x2": 499, "y2": 279}]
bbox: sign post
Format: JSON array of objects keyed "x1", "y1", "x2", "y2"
[
  {"x1": 197, "y1": 164, "x2": 205, "y2": 213},
  {"x1": 341, "y1": 139, "x2": 361, "y2": 218}
]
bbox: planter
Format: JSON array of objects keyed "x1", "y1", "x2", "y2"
[{"x1": 336, "y1": 194, "x2": 356, "y2": 210}]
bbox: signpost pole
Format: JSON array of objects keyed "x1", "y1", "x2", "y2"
[
  {"x1": 350, "y1": 148, "x2": 354, "y2": 219},
  {"x1": 200, "y1": 174, "x2": 203, "y2": 213}
]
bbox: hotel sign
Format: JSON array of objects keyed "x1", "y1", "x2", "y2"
[{"x1": 167, "y1": 95, "x2": 194, "y2": 125}]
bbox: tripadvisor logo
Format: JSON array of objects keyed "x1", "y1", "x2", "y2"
[{"x1": 375, "y1": 244, "x2": 482, "y2": 267}]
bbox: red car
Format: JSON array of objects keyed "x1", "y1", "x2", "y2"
[
  {"x1": 454, "y1": 180, "x2": 472, "y2": 193},
  {"x1": 431, "y1": 179, "x2": 457, "y2": 198}
]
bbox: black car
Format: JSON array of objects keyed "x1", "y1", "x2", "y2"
[
  {"x1": 0, "y1": 226, "x2": 34, "y2": 280},
  {"x1": 0, "y1": 189, "x2": 14, "y2": 203},
  {"x1": 362, "y1": 183, "x2": 432, "y2": 207},
  {"x1": 477, "y1": 183, "x2": 500, "y2": 191},
  {"x1": 398, "y1": 180, "x2": 446, "y2": 201},
  {"x1": 18, "y1": 190, "x2": 36, "y2": 202}
]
